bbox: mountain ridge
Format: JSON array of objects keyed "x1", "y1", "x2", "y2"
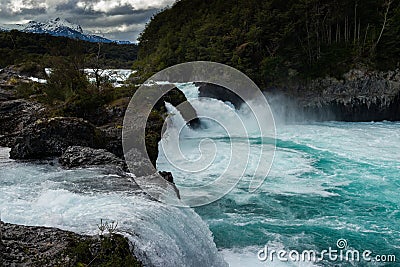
[{"x1": 1, "y1": 17, "x2": 131, "y2": 44}]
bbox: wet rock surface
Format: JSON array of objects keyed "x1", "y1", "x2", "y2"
[
  {"x1": 267, "y1": 69, "x2": 400, "y2": 121},
  {"x1": 0, "y1": 220, "x2": 141, "y2": 267},
  {"x1": 9, "y1": 117, "x2": 107, "y2": 159},
  {"x1": 196, "y1": 82, "x2": 244, "y2": 109},
  {"x1": 0, "y1": 99, "x2": 44, "y2": 135},
  {"x1": 59, "y1": 145, "x2": 127, "y2": 170}
]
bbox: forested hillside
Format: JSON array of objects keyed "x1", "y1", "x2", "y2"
[
  {"x1": 135, "y1": 0, "x2": 400, "y2": 88},
  {"x1": 0, "y1": 30, "x2": 138, "y2": 69}
]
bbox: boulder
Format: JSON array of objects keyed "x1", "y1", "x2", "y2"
[
  {"x1": 124, "y1": 148, "x2": 154, "y2": 177},
  {"x1": 195, "y1": 82, "x2": 244, "y2": 109},
  {"x1": 154, "y1": 87, "x2": 201, "y2": 128},
  {"x1": 0, "y1": 99, "x2": 45, "y2": 147},
  {"x1": 59, "y1": 146, "x2": 127, "y2": 170},
  {"x1": 102, "y1": 126, "x2": 124, "y2": 158},
  {"x1": 10, "y1": 117, "x2": 106, "y2": 159}
]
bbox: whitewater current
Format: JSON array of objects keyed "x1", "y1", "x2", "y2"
[
  {"x1": 157, "y1": 83, "x2": 400, "y2": 266},
  {"x1": 0, "y1": 148, "x2": 227, "y2": 267},
  {"x1": 0, "y1": 82, "x2": 399, "y2": 266}
]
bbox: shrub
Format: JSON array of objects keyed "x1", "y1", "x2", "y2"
[{"x1": 15, "y1": 82, "x2": 43, "y2": 99}]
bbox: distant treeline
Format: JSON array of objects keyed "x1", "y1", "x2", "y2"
[
  {"x1": 0, "y1": 30, "x2": 138, "y2": 69},
  {"x1": 135, "y1": 0, "x2": 400, "y2": 88}
]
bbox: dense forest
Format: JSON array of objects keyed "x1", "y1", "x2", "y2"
[
  {"x1": 0, "y1": 30, "x2": 138, "y2": 69},
  {"x1": 135, "y1": 0, "x2": 400, "y2": 88}
]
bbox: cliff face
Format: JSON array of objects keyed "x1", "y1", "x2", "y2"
[{"x1": 268, "y1": 69, "x2": 400, "y2": 122}]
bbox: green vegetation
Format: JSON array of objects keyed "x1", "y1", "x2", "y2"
[
  {"x1": 67, "y1": 220, "x2": 139, "y2": 266},
  {"x1": 135, "y1": 0, "x2": 400, "y2": 88},
  {"x1": 0, "y1": 30, "x2": 137, "y2": 69},
  {"x1": 14, "y1": 62, "x2": 137, "y2": 126},
  {"x1": 0, "y1": 30, "x2": 140, "y2": 125},
  {"x1": 18, "y1": 83, "x2": 137, "y2": 126},
  {"x1": 67, "y1": 234, "x2": 142, "y2": 267}
]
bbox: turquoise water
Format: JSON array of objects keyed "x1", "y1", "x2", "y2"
[
  {"x1": 157, "y1": 82, "x2": 400, "y2": 266},
  {"x1": 194, "y1": 122, "x2": 400, "y2": 266}
]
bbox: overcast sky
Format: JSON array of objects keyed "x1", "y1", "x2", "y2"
[{"x1": 0, "y1": 0, "x2": 177, "y2": 42}]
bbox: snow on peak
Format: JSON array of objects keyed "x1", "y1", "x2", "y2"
[
  {"x1": 0, "y1": 18, "x2": 132, "y2": 44},
  {"x1": 23, "y1": 18, "x2": 84, "y2": 35},
  {"x1": 45, "y1": 17, "x2": 83, "y2": 33}
]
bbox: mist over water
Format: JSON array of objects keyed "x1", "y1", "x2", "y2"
[
  {"x1": 264, "y1": 92, "x2": 337, "y2": 124},
  {"x1": 264, "y1": 92, "x2": 309, "y2": 124},
  {"x1": 158, "y1": 83, "x2": 400, "y2": 266}
]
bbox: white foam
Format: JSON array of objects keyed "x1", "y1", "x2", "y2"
[{"x1": 0, "y1": 162, "x2": 227, "y2": 267}]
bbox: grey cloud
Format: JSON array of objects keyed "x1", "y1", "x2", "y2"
[
  {"x1": 0, "y1": 0, "x2": 169, "y2": 41},
  {"x1": 55, "y1": 0, "x2": 100, "y2": 15},
  {"x1": 16, "y1": 7, "x2": 47, "y2": 15},
  {"x1": 75, "y1": 9, "x2": 158, "y2": 27}
]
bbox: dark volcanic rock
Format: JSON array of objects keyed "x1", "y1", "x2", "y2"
[
  {"x1": 9, "y1": 117, "x2": 106, "y2": 159},
  {"x1": 102, "y1": 126, "x2": 124, "y2": 158},
  {"x1": 302, "y1": 69, "x2": 400, "y2": 121},
  {"x1": 0, "y1": 88, "x2": 17, "y2": 101},
  {"x1": 124, "y1": 85, "x2": 201, "y2": 169},
  {"x1": 159, "y1": 171, "x2": 174, "y2": 183},
  {"x1": 0, "y1": 220, "x2": 141, "y2": 267},
  {"x1": 195, "y1": 82, "x2": 244, "y2": 109},
  {"x1": 59, "y1": 146, "x2": 127, "y2": 170},
  {"x1": 0, "y1": 99, "x2": 45, "y2": 147},
  {"x1": 269, "y1": 69, "x2": 400, "y2": 122},
  {"x1": 124, "y1": 148, "x2": 154, "y2": 177},
  {"x1": 154, "y1": 87, "x2": 201, "y2": 128}
]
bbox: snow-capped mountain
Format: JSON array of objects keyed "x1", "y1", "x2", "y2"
[{"x1": 1, "y1": 18, "x2": 132, "y2": 44}]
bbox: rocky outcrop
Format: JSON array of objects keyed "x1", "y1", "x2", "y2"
[
  {"x1": 124, "y1": 86, "x2": 201, "y2": 168},
  {"x1": 0, "y1": 88, "x2": 17, "y2": 101},
  {"x1": 101, "y1": 126, "x2": 124, "y2": 159},
  {"x1": 0, "y1": 68, "x2": 46, "y2": 147},
  {"x1": 9, "y1": 117, "x2": 107, "y2": 159},
  {"x1": 0, "y1": 220, "x2": 141, "y2": 267},
  {"x1": 196, "y1": 82, "x2": 244, "y2": 109},
  {"x1": 124, "y1": 148, "x2": 154, "y2": 177},
  {"x1": 0, "y1": 66, "x2": 22, "y2": 87},
  {"x1": 59, "y1": 146, "x2": 127, "y2": 170},
  {"x1": 268, "y1": 69, "x2": 400, "y2": 122},
  {"x1": 155, "y1": 87, "x2": 201, "y2": 128},
  {"x1": 0, "y1": 99, "x2": 45, "y2": 146}
]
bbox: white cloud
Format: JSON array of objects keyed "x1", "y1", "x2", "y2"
[
  {"x1": 76, "y1": 0, "x2": 175, "y2": 13},
  {"x1": 87, "y1": 22, "x2": 144, "y2": 34},
  {"x1": 9, "y1": 0, "x2": 46, "y2": 13},
  {"x1": 1, "y1": 0, "x2": 176, "y2": 41}
]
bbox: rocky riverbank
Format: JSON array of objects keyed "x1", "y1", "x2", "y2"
[
  {"x1": 0, "y1": 67, "x2": 197, "y2": 265},
  {"x1": 269, "y1": 69, "x2": 400, "y2": 122},
  {"x1": 0, "y1": 66, "x2": 199, "y2": 165}
]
